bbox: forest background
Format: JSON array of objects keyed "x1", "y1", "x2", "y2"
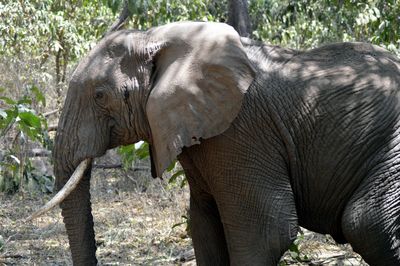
[{"x1": 0, "y1": 0, "x2": 399, "y2": 264}]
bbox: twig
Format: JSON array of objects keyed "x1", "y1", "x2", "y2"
[
  {"x1": 47, "y1": 124, "x2": 57, "y2": 132},
  {"x1": 42, "y1": 109, "x2": 60, "y2": 117},
  {"x1": 28, "y1": 148, "x2": 51, "y2": 157},
  {"x1": 0, "y1": 254, "x2": 26, "y2": 259},
  {"x1": 93, "y1": 163, "x2": 149, "y2": 172},
  {"x1": 311, "y1": 254, "x2": 357, "y2": 264},
  {"x1": 177, "y1": 248, "x2": 195, "y2": 262},
  {"x1": 94, "y1": 163, "x2": 123, "y2": 169},
  {"x1": 5, "y1": 233, "x2": 18, "y2": 244}
]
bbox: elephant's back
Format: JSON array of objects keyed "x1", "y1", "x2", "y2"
[{"x1": 248, "y1": 42, "x2": 400, "y2": 241}]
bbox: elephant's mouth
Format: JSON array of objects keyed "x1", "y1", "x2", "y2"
[{"x1": 26, "y1": 158, "x2": 92, "y2": 221}]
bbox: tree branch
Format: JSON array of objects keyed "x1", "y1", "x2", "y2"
[
  {"x1": 47, "y1": 124, "x2": 57, "y2": 132},
  {"x1": 93, "y1": 163, "x2": 149, "y2": 172},
  {"x1": 105, "y1": 0, "x2": 132, "y2": 35},
  {"x1": 29, "y1": 148, "x2": 51, "y2": 157},
  {"x1": 42, "y1": 109, "x2": 60, "y2": 117}
]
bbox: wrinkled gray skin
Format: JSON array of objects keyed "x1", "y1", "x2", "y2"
[{"x1": 54, "y1": 21, "x2": 400, "y2": 266}]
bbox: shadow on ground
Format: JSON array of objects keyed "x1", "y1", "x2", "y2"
[{"x1": 0, "y1": 152, "x2": 367, "y2": 265}]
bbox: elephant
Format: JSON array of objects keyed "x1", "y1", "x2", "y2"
[{"x1": 44, "y1": 21, "x2": 400, "y2": 265}]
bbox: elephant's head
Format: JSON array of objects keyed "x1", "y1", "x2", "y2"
[{"x1": 48, "y1": 22, "x2": 255, "y2": 264}]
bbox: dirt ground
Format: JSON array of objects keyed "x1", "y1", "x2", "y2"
[{"x1": 0, "y1": 158, "x2": 368, "y2": 265}]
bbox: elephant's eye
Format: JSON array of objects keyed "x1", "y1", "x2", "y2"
[{"x1": 95, "y1": 91, "x2": 104, "y2": 100}]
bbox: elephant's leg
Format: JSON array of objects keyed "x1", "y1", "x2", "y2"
[
  {"x1": 179, "y1": 153, "x2": 229, "y2": 265},
  {"x1": 189, "y1": 191, "x2": 230, "y2": 265},
  {"x1": 342, "y1": 171, "x2": 400, "y2": 266},
  {"x1": 215, "y1": 173, "x2": 299, "y2": 266}
]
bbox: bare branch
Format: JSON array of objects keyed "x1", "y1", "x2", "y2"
[
  {"x1": 93, "y1": 163, "x2": 123, "y2": 169},
  {"x1": 29, "y1": 148, "x2": 51, "y2": 157},
  {"x1": 42, "y1": 109, "x2": 61, "y2": 117},
  {"x1": 47, "y1": 124, "x2": 57, "y2": 132},
  {"x1": 93, "y1": 163, "x2": 149, "y2": 171}
]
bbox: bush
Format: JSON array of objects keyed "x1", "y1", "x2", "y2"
[{"x1": 0, "y1": 87, "x2": 51, "y2": 193}]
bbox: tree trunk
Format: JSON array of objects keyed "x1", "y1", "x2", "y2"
[{"x1": 227, "y1": 0, "x2": 252, "y2": 37}]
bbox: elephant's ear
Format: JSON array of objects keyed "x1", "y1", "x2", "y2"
[{"x1": 145, "y1": 22, "x2": 255, "y2": 177}]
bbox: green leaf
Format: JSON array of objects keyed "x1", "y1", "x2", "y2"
[
  {"x1": 118, "y1": 143, "x2": 135, "y2": 155},
  {"x1": 172, "y1": 221, "x2": 186, "y2": 229},
  {"x1": 172, "y1": 215, "x2": 188, "y2": 229},
  {"x1": 17, "y1": 97, "x2": 32, "y2": 105},
  {"x1": 180, "y1": 177, "x2": 187, "y2": 188},
  {"x1": 108, "y1": 0, "x2": 123, "y2": 14},
  {"x1": 135, "y1": 141, "x2": 149, "y2": 159},
  {"x1": 4, "y1": 108, "x2": 16, "y2": 123},
  {"x1": 127, "y1": 0, "x2": 138, "y2": 15},
  {"x1": 30, "y1": 85, "x2": 46, "y2": 106},
  {"x1": 288, "y1": 242, "x2": 300, "y2": 254},
  {"x1": 0, "y1": 108, "x2": 7, "y2": 119},
  {"x1": 0, "y1": 96, "x2": 16, "y2": 105},
  {"x1": 18, "y1": 112, "x2": 41, "y2": 129},
  {"x1": 117, "y1": 144, "x2": 135, "y2": 169},
  {"x1": 166, "y1": 161, "x2": 174, "y2": 172},
  {"x1": 168, "y1": 169, "x2": 184, "y2": 184}
]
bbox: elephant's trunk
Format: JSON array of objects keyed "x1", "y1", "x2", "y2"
[
  {"x1": 59, "y1": 168, "x2": 97, "y2": 265},
  {"x1": 48, "y1": 95, "x2": 100, "y2": 265},
  {"x1": 53, "y1": 154, "x2": 97, "y2": 265}
]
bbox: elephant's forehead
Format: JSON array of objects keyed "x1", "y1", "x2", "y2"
[
  {"x1": 71, "y1": 50, "x2": 121, "y2": 87},
  {"x1": 70, "y1": 30, "x2": 142, "y2": 86}
]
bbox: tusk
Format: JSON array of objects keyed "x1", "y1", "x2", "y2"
[{"x1": 25, "y1": 158, "x2": 92, "y2": 221}]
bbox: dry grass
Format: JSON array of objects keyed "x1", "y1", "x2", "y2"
[
  {"x1": 0, "y1": 163, "x2": 192, "y2": 265},
  {"x1": 0, "y1": 155, "x2": 367, "y2": 265}
]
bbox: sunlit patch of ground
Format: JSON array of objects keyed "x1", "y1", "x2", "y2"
[
  {"x1": 0, "y1": 166, "x2": 192, "y2": 266},
  {"x1": 280, "y1": 230, "x2": 368, "y2": 265},
  {"x1": 1, "y1": 164, "x2": 367, "y2": 265}
]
